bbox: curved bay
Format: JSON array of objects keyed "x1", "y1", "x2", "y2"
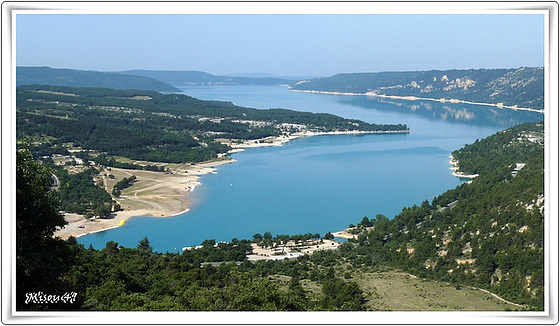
[{"x1": 78, "y1": 85, "x2": 543, "y2": 252}]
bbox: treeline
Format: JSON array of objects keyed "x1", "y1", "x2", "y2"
[
  {"x1": 48, "y1": 236, "x2": 364, "y2": 311},
  {"x1": 112, "y1": 175, "x2": 136, "y2": 197},
  {"x1": 92, "y1": 154, "x2": 165, "y2": 171},
  {"x1": 252, "y1": 231, "x2": 322, "y2": 243}
]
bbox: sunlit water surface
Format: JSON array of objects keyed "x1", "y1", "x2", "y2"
[{"x1": 78, "y1": 85, "x2": 543, "y2": 252}]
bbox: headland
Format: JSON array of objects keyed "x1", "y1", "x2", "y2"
[{"x1": 55, "y1": 129, "x2": 408, "y2": 240}]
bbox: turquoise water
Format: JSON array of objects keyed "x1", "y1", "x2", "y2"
[{"x1": 78, "y1": 85, "x2": 543, "y2": 252}]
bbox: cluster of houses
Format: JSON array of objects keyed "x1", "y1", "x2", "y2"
[{"x1": 247, "y1": 239, "x2": 340, "y2": 261}]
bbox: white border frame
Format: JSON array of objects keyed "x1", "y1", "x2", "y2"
[{"x1": 2, "y1": 2, "x2": 558, "y2": 325}]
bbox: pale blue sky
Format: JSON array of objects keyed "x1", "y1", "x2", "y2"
[{"x1": 16, "y1": 14, "x2": 544, "y2": 77}]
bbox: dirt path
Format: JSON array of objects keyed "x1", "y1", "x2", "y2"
[
  {"x1": 473, "y1": 287, "x2": 526, "y2": 309},
  {"x1": 402, "y1": 272, "x2": 526, "y2": 309}
]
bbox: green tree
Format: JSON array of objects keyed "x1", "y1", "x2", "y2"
[
  {"x1": 137, "y1": 237, "x2": 153, "y2": 253},
  {"x1": 16, "y1": 144, "x2": 72, "y2": 310},
  {"x1": 93, "y1": 204, "x2": 111, "y2": 218},
  {"x1": 102, "y1": 241, "x2": 119, "y2": 255},
  {"x1": 359, "y1": 216, "x2": 373, "y2": 227}
]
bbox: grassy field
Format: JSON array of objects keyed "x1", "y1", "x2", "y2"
[
  {"x1": 353, "y1": 270, "x2": 521, "y2": 311},
  {"x1": 271, "y1": 268, "x2": 523, "y2": 311}
]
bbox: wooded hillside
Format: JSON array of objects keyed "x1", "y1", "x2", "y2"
[
  {"x1": 291, "y1": 67, "x2": 544, "y2": 111},
  {"x1": 17, "y1": 67, "x2": 181, "y2": 92}
]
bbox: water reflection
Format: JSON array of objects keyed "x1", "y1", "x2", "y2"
[{"x1": 337, "y1": 95, "x2": 543, "y2": 128}]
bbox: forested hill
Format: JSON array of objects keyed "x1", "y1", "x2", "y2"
[
  {"x1": 290, "y1": 67, "x2": 544, "y2": 111},
  {"x1": 16, "y1": 85, "x2": 407, "y2": 164},
  {"x1": 17, "y1": 66, "x2": 181, "y2": 92},
  {"x1": 345, "y1": 122, "x2": 545, "y2": 309},
  {"x1": 120, "y1": 69, "x2": 296, "y2": 85}
]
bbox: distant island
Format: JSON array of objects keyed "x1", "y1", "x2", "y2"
[{"x1": 289, "y1": 67, "x2": 544, "y2": 112}]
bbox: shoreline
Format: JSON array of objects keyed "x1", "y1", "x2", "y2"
[
  {"x1": 56, "y1": 129, "x2": 407, "y2": 240},
  {"x1": 54, "y1": 158, "x2": 235, "y2": 240},
  {"x1": 333, "y1": 225, "x2": 374, "y2": 240},
  {"x1": 289, "y1": 89, "x2": 543, "y2": 114},
  {"x1": 222, "y1": 129, "x2": 409, "y2": 153},
  {"x1": 448, "y1": 154, "x2": 479, "y2": 179}
]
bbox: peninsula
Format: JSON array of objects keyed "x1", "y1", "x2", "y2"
[
  {"x1": 16, "y1": 85, "x2": 408, "y2": 239},
  {"x1": 52, "y1": 129, "x2": 404, "y2": 240}
]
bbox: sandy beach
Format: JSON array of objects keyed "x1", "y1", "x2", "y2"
[
  {"x1": 54, "y1": 158, "x2": 235, "y2": 240},
  {"x1": 217, "y1": 129, "x2": 409, "y2": 154},
  {"x1": 53, "y1": 134, "x2": 304, "y2": 240}
]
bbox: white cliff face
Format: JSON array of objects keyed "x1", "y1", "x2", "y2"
[
  {"x1": 422, "y1": 84, "x2": 434, "y2": 93},
  {"x1": 443, "y1": 77, "x2": 477, "y2": 91},
  {"x1": 487, "y1": 67, "x2": 543, "y2": 95}
]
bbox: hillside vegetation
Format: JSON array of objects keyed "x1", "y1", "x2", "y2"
[
  {"x1": 291, "y1": 67, "x2": 544, "y2": 111},
  {"x1": 16, "y1": 122, "x2": 544, "y2": 311},
  {"x1": 345, "y1": 122, "x2": 544, "y2": 309}
]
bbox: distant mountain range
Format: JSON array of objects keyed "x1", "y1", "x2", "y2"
[
  {"x1": 119, "y1": 70, "x2": 296, "y2": 85},
  {"x1": 290, "y1": 67, "x2": 544, "y2": 111},
  {"x1": 16, "y1": 67, "x2": 297, "y2": 92},
  {"x1": 17, "y1": 66, "x2": 544, "y2": 111},
  {"x1": 16, "y1": 67, "x2": 182, "y2": 92}
]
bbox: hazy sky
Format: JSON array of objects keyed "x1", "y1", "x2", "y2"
[{"x1": 16, "y1": 13, "x2": 545, "y2": 77}]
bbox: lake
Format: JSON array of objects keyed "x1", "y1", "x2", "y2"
[{"x1": 78, "y1": 85, "x2": 543, "y2": 252}]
